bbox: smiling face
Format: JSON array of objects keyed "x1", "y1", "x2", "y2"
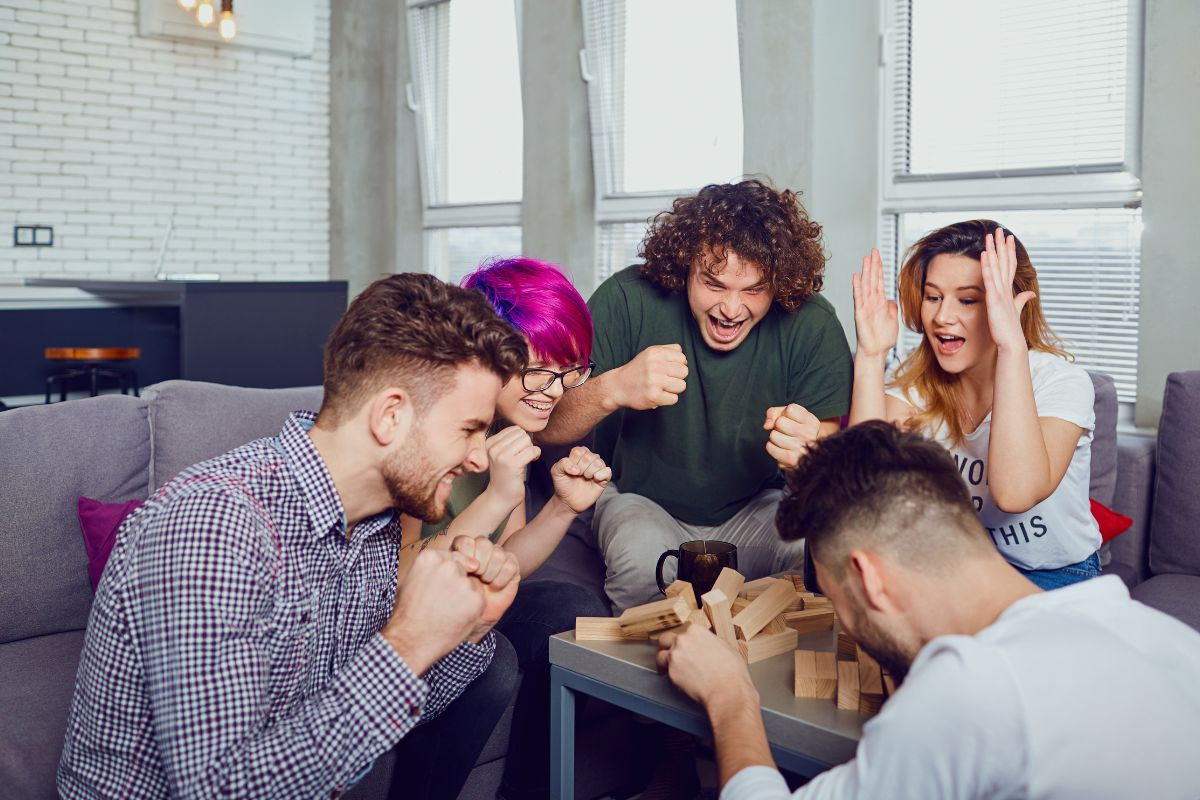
[
  {"x1": 382, "y1": 362, "x2": 498, "y2": 522},
  {"x1": 495, "y1": 355, "x2": 573, "y2": 433},
  {"x1": 920, "y1": 253, "x2": 995, "y2": 375},
  {"x1": 686, "y1": 247, "x2": 774, "y2": 352}
]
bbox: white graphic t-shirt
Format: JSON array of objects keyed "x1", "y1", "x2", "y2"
[{"x1": 886, "y1": 350, "x2": 1101, "y2": 570}]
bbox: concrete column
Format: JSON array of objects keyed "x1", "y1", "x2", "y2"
[
  {"x1": 519, "y1": 0, "x2": 596, "y2": 291},
  {"x1": 330, "y1": 0, "x2": 424, "y2": 301},
  {"x1": 1134, "y1": 0, "x2": 1200, "y2": 426}
]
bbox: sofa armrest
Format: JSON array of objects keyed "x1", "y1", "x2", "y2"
[{"x1": 1103, "y1": 433, "x2": 1156, "y2": 587}]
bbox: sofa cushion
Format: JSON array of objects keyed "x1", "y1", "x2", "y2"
[
  {"x1": 144, "y1": 380, "x2": 323, "y2": 491},
  {"x1": 1131, "y1": 573, "x2": 1200, "y2": 632},
  {"x1": 77, "y1": 496, "x2": 144, "y2": 590},
  {"x1": 1148, "y1": 371, "x2": 1200, "y2": 576},
  {"x1": 0, "y1": 630, "x2": 87, "y2": 799},
  {"x1": 1087, "y1": 371, "x2": 1119, "y2": 506},
  {"x1": 0, "y1": 396, "x2": 150, "y2": 643}
]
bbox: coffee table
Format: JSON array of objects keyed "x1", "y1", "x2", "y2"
[{"x1": 549, "y1": 628, "x2": 864, "y2": 799}]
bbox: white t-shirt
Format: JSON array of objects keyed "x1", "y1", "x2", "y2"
[
  {"x1": 721, "y1": 576, "x2": 1200, "y2": 800},
  {"x1": 885, "y1": 350, "x2": 1102, "y2": 570}
]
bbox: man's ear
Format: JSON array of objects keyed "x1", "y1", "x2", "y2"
[
  {"x1": 367, "y1": 386, "x2": 414, "y2": 448},
  {"x1": 847, "y1": 549, "x2": 893, "y2": 614}
]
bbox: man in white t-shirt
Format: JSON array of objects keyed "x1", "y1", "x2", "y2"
[{"x1": 655, "y1": 421, "x2": 1200, "y2": 799}]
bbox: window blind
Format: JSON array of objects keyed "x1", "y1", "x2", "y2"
[
  {"x1": 893, "y1": 0, "x2": 1133, "y2": 179},
  {"x1": 424, "y1": 226, "x2": 522, "y2": 286}
]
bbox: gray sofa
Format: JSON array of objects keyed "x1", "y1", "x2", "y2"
[{"x1": 0, "y1": 380, "x2": 627, "y2": 800}]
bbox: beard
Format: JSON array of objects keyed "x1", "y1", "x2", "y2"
[
  {"x1": 852, "y1": 613, "x2": 917, "y2": 685},
  {"x1": 382, "y1": 432, "x2": 448, "y2": 524}
]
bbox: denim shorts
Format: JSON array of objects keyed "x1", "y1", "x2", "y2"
[{"x1": 1018, "y1": 551, "x2": 1101, "y2": 590}]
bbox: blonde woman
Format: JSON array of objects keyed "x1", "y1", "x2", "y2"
[{"x1": 850, "y1": 220, "x2": 1101, "y2": 589}]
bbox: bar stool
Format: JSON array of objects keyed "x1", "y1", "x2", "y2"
[{"x1": 44, "y1": 347, "x2": 141, "y2": 404}]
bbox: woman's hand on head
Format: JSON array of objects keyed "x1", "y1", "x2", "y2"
[
  {"x1": 852, "y1": 248, "x2": 899, "y2": 359},
  {"x1": 981, "y1": 227, "x2": 1036, "y2": 354}
]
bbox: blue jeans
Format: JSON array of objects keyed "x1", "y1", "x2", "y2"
[{"x1": 1018, "y1": 552, "x2": 1101, "y2": 590}]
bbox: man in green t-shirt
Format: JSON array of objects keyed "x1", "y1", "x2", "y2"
[{"x1": 541, "y1": 179, "x2": 853, "y2": 611}]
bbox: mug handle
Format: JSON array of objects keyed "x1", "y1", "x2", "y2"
[{"x1": 655, "y1": 549, "x2": 680, "y2": 595}]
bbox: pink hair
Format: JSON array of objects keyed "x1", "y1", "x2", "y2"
[{"x1": 461, "y1": 257, "x2": 593, "y2": 365}]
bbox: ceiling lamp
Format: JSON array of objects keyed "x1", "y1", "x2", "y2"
[
  {"x1": 177, "y1": 0, "x2": 197, "y2": 9},
  {"x1": 196, "y1": 0, "x2": 215, "y2": 27},
  {"x1": 218, "y1": 0, "x2": 237, "y2": 41}
]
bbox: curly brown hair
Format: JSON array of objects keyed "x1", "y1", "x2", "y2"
[{"x1": 638, "y1": 179, "x2": 826, "y2": 312}]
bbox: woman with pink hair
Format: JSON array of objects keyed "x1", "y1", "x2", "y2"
[{"x1": 399, "y1": 257, "x2": 611, "y2": 800}]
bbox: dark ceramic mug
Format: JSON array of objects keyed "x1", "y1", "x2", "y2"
[{"x1": 655, "y1": 540, "x2": 738, "y2": 606}]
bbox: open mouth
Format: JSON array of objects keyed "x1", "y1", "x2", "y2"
[
  {"x1": 934, "y1": 333, "x2": 965, "y2": 356},
  {"x1": 707, "y1": 315, "x2": 745, "y2": 344}
]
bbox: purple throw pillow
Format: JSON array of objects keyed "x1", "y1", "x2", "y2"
[{"x1": 77, "y1": 496, "x2": 144, "y2": 591}]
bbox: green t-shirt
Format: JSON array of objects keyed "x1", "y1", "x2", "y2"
[
  {"x1": 420, "y1": 469, "x2": 511, "y2": 544},
  {"x1": 589, "y1": 265, "x2": 853, "y2": 526}
]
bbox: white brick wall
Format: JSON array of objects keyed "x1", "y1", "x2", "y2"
[{"x1": 0, "y1": 0, "x2": 330, "y2": 280}]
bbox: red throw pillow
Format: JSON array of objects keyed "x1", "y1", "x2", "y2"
[
  {"x1": 77, "y1": 496, "x2": 144, "y2": 591},
  {"x1": 1090, "y1": 498, "x2": 1133, "y2": 543}
]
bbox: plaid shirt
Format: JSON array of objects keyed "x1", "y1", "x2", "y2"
[{"x1": 58, "y1": 412, "x2": 495, "y2": 799}]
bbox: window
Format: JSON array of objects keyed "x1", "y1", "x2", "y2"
[
  {"x1": 408, "y1": 0, "x2": 524, "y2": 279},
  {"x1": 582, "y1": 0, "x2": 744, "y2": 288},
  {"x1": 880, "y1": 0, "x2": 1143, "y2": 400}
]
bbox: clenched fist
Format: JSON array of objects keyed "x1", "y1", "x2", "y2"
[
  {"x1": 550, "y1": 446, "x2": 613, "y2": 513},
  {"x1": 485, "y1": 426, "x2": 542, "y2": 508},
  {"x1": 450, "y1": 536, "x2": 521, "y2": 642},
  {"x1": 383, "y1": 547, "x2": 486, "y2": 675},
  {"x1": 763, "y1": 403, "x2": 822, "y2": 470},
  {"x1": 612, "y1": 344, "x2": 689, "y2": 411}
]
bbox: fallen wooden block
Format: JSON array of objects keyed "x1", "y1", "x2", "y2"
[
  {"x1": 701, "y1": 588, "x2": 737, "y2": 645},
  {"x1": 731, "y1": 597, "x2": 751, "y2": 615},
  {"x1": 664, "y1": 579, "x2": 699, "y2": 611},
  {"x1": 857, "y1": 645, "x2": 885, "y2": 715},
  {"x1": 794, "y1": 650, "x2": 837, "y2": 699},
  {"x1": 618, "y1": 596, "x2": 691, "y2": 635},
  {"x1": 783, "y1": 607, "x2": 836, "y2": 635},
  {"x1": 650, "y1": 608, "x2": 714, "y2": 639},
  {"x1": 882, "y1": 672, "x2": 897, "y2": 697},
  {"x1": 739, "y1": 576, "x2": 778, "y2": 597},
  {"x1": 787, "y1": 573, "x2": 807, "y2": 592},
  {"x1": 733, "y1": 579, "x2": 796, "y2": 640},
  {"x1": 575, "y1": 617, "x2": 648, "y2": 642},
  {"x1": 738, "y1": 629, "x2": 798, "y2": 664},
  {"x1": 762, "y1": 613, "x2": 789, "y2": 635},
  {"x1": 689, "y1": 608, "x2": 712, "y2": 629},
  {"x1": 711, "y1": 567, "x2": 745, "y2": 601},
  {"x1": 836, "y1": 660, "x2": 860, "y2": 711}
]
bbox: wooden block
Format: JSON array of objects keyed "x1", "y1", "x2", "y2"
[
  {"x1": 836, "y1": 625, "x2": 858, "y2": 661},
  {"x1": 649, "y1": 608, "x2": 714, "y2": 640},
  {"x1": 733, "y1": 580, "x2": 795, "y2": 640},
  {"x1": 762, "y1": 613, "x2": 788, "y2": 635},
  {"x1": 857, "y1": 645, "x2": 885, "y2": 715},
  {"x1": 836, "y1": 660, "x2": 860, "y2": 711},
  {"x1": 617, "y1": 596, "x2": 691, "y2": 635},
  {"x1": 788, "y1": 573, "x2": 807, "y2": 592},
  {"x1": 783, "y1": 608, "x2": 836, "y2": 635},
  {"x1": 701, "y1": 588, "x2": 737, "y2": 645},
  {"x1": 664, "y1": 579, "x2": 698, "y2": 611},
  {"x1": 737, "y1": 629, "x2": 798, "y2": 664},
  {"x1": 731, "y1": 597, "x2": 751, "y2": 615},
  {"x1": 882, "y1": 673, "x2": 897, "y2": 697},
  {"x1": 688, "y1": 608, "x2": 711, "y2": 630},
  {"x1": 711, "y1": 567, "x2": 745, "y2": 601},
  {"x1": 738, "y1": 576, "x2": 779, "y2": 598},
  {"x1": 803, "y1": 596, "x2": 833, "y2": 613},
  {"x1": 794, "y1": 650, "x2": 837, "y2": 699},
  {"x1": 575, "y1": 617, "x2": 648, "y2": 642}
]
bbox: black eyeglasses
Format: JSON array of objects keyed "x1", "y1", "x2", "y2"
[{"x1": 521, "y1": 361, "x2": 596, "y2": 393}]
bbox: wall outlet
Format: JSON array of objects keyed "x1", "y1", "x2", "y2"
[{"x1": 13, "y1": 225, "x2": 53, "y2": 247}]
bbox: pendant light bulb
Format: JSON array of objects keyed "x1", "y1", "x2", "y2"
[
  {"x1": 178, "y1": 0, "x2": 197, "y2": 9},
  {"x1": 218, "y1": 10, "x2": 237, "y2": 41},
  {"x1": 196, "y1": 0, "x2": 215, "y2": 26}
]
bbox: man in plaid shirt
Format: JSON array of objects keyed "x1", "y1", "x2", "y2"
[{"x1": 59, "y1": 274, "x2": 530, "y2": 799}]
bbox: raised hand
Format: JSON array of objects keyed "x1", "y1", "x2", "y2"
[
  {"x1": 981, "y1": 227, "x2": 1036, "y2": 353},
  {"x1": 763, "y1": 403, "x2": 821, "y2": 470},
  {"x1": 485, "y1": 426, "x2": 541, "y2": 509},
  {"x1": 550, "y1": 446, "x2": 613, "y2": 513},
  {"x1": 851, "y1": 247, "x2": 899, "y2": 359},
  {"x1": 383, "y1": 547, "x2": 486, "y2": 675},
  {"x1": 612, "y1": 344, "x2": 689, "y2": 410}
]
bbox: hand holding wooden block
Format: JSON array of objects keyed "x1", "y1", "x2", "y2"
[{"x1": 794, "y1": 650, "x2": 837, "y2": 699}]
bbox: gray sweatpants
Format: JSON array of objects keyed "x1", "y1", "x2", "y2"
[{"x1": 593, "y1": 484, "x2": 804, "y2": 613}]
